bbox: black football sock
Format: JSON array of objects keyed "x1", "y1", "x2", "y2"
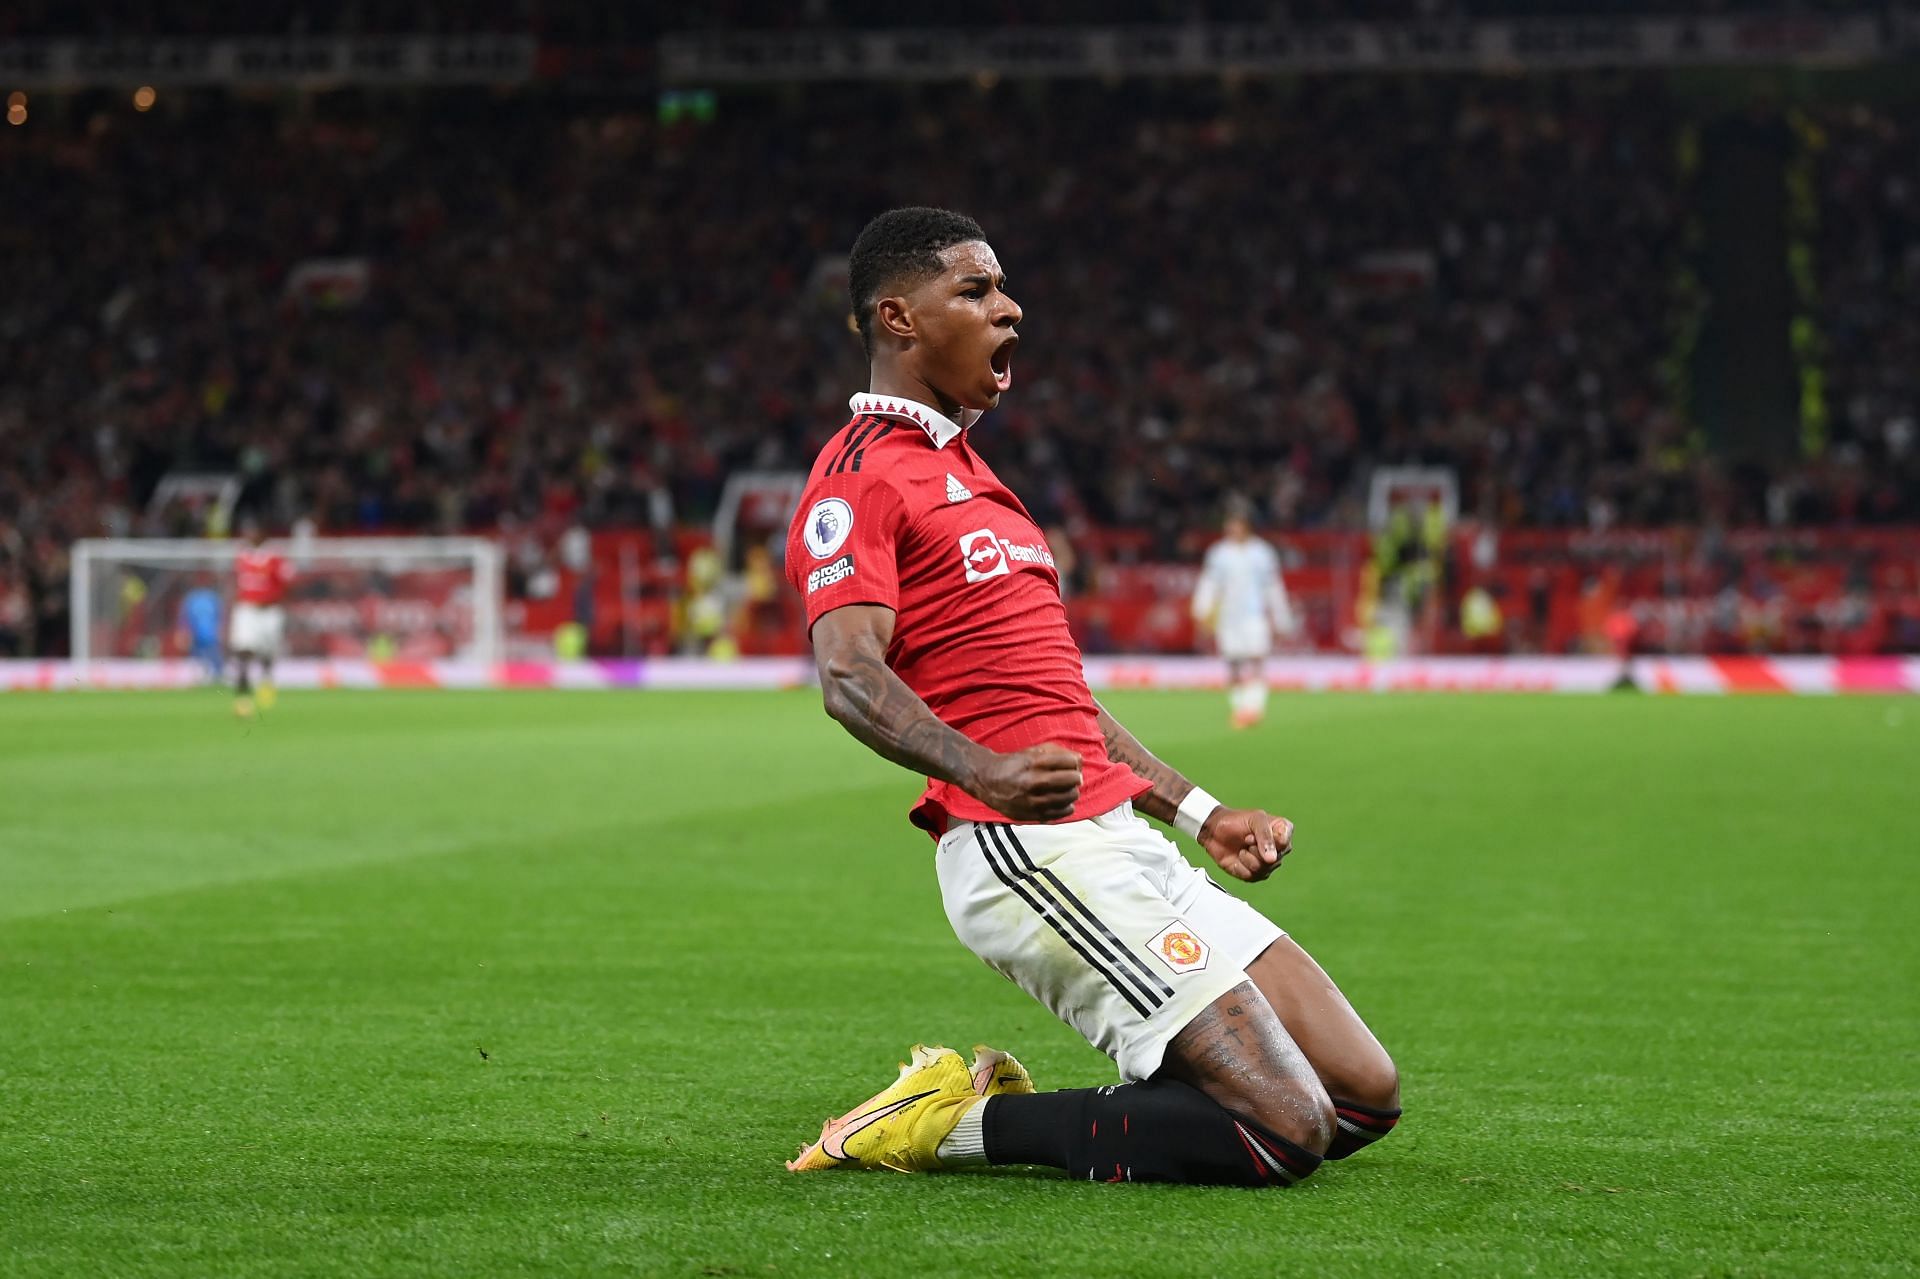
[
  {"x1": 982, "y1": 1080, "x2": 1322, "y2": 1186},
  {"x1": 1326, "y1": 1098, "x2": 1401, "y2": 1159}
]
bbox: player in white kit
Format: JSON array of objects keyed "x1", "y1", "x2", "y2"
[{"x1": 1191, "y1": 507, "x2": 1297, "y2": 728}]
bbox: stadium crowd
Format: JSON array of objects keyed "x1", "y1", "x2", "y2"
[
  {"x1": 3, "y1": 0, "x2": 1865, "y2": 39},
  {"x1": 1, "y1": 77, "x2": 1914, "y2": 657},
  {"x1": 1807, "y1": 103, "x2": 1920, "y2": 527}
]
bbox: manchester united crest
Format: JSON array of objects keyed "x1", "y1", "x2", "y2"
[{"x1": 1148, "y1": 920, "x2": 1210, "y2": 975}]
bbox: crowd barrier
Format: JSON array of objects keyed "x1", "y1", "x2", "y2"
[{"x1": 3, "y1": 656, "x2": 1916, "y2": 694}]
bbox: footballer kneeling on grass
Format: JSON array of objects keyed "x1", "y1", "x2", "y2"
[{"x1": 782, "y1": 208, "x2": 1399, "y2": 1185}]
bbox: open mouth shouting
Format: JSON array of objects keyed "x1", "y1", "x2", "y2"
[{"x1": 989, "y1": 333, "x2": 1018, "y2": 395}]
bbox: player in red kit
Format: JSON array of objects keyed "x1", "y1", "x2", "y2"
[
  {"x1": 783, "y1": 209, "x2": 1400, "y2": 1186},
  {"x1": 230, "y1": 524, "x2": 292, "y2": 718}
]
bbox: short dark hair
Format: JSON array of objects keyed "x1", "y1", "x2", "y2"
[{"x1": 848, "y1": 207, "x2": 985, "y2": 356}]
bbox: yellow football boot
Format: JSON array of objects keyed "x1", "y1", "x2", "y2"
[
  {"x1": 969, "y1": 1045, "x2": 1036, "y2": 1097},
  {"x1": 256, "y1": 682, "x2": 278, "y2": 711},
  {"x1": 787, "y1": 1044, "x2": 981, "y2": 1173}
]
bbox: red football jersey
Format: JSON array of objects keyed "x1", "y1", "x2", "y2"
[
  {"x1": 786, "y1": 393, "x2": 1148, "y2": 835},
  {"x1": 234, "y1": 549, "x2": 292, "y2": 606}
]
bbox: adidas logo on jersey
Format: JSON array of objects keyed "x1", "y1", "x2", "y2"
[{"x1": 945, "y1": 473, "x2": 973, "y2": 503}]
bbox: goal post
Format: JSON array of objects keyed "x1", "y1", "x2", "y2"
[{"x1": 70, "y1": 537, "x2": 504, "y2": 668}]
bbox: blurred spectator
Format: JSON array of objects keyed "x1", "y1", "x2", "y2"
[
  {"x1": 0, "y1": 568, "x2": 29, "y2": 657},
  {"x1": 1805, "y1": 103, "x2": 1920, "y2": 526}
]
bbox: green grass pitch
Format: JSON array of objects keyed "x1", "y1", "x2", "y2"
[{"x1": 2, "y1": 690, "x2": 1915, "y2": 1277}]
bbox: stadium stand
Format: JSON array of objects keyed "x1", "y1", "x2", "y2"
[
  {"x1": 4, "y1": 2, "x2": 1882, "y2": 38},
  {"x1": 1, "y1": 67, "x2": 1914, "y2": 658}
]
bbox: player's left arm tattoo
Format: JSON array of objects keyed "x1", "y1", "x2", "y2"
[{"x1": 1094, "y1": 699, "x2": 1193, "y2": 825}]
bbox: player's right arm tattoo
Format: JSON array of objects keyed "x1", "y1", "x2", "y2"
[
  {"x1": 814, "y1": 608, "x2": 990, "y2": 787},
  {"x1": 1093, "y1": 700, "x2": 1193, "y2": 825}
]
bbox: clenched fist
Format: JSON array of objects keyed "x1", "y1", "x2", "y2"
[
  {"x1": 968, "y1": 744, "x2": 1083, "y2": 822},
  {"x1": 1197, "y1": 806, "x2": 1294, "y2": 882}
]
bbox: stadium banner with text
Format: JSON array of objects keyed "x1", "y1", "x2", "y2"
[
  {"x1": 660, "y1": 18, "x2": 1887, "y2": 83},
  {"x1": 0, "y1": 37, "x2": 535, "y2": 87},
  {"x1": 5, "y1": 656, "x2": 1916, "y2": 694}
]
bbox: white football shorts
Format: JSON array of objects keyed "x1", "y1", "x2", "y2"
[
  {"x1": 936, "y1": 801, "x2": 1284, "y2": 1082},
  {"x1": 1216, "y1": 618, "x2": 1273, "y2": 661},
  {"x1": 228, "y1": 602, "x2": 285, "y2": 655}
]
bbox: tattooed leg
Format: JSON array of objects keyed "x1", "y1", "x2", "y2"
[
  {"x1": 978, "y1": 983, "x2": 1332, "y2": 1185},
  {"x1": 1158, "y1": 981, "x2": 1336, "y2": 1154},
  {"x1": 1246, "y1": 937, "x2": 1402, "y2": 1158}
]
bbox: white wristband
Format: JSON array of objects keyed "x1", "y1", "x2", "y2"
[{"x1": 1173, "y1": 787, "x2": 1222, "y2": 840}]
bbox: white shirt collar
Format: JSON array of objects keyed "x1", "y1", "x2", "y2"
[{"x1": 848, "y1": 392, "x2": 981, "y2": 450}]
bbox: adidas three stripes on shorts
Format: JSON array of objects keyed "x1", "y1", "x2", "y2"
[{"x1": 935, "y1": 802, "x2": 1285, "y2": 1082}]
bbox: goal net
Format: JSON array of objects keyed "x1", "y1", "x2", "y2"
[{"x1": 70, "y1": 537, "x2": 504, "y2": 666}]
